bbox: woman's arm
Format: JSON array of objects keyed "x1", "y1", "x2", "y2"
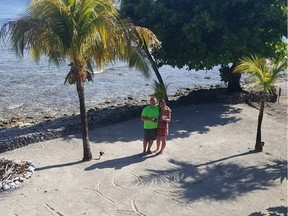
[{"x1": 165, "y1": 107, "x2": 171, "y2": 123}]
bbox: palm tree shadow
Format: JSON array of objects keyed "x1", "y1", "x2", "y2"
[
  {"x1": 248, "y1": 205, "x2": 287, "y2": 216},
  {"x1": 35, "y1": 160, "x2": 83, "y2": 171},
  {"x1": 195, "y1": 150, "x2": 256, "y2": 167},
  {"x1": 138, "y1": 157, "x2": 287, "y2": 202},
  {"x1": 262, "y1": 159, "x2": 288, "y2": 183},
  {"x1": 84, "y1": 153, "x2": 156, "y2": 171}
]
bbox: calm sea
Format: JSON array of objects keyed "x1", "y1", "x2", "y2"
[{"x1": 0, "y1": 0, "x2": 224, "y2": 122}]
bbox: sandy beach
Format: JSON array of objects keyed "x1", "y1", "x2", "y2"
[{"x1": 0, "y1": 80, "x2": 287, "y2": 216}]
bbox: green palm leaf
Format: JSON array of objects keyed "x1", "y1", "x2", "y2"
[{"x1": 234, "y1": 55, "x2": 287, "y2": 93}]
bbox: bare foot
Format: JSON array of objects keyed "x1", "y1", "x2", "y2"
[{"x1": 146, "y1": 150, "x2": 152, "y2": 154}]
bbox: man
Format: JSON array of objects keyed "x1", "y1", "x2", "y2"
[{"x1": 141, "y1": 97, "x2": 159, "y2": 154}]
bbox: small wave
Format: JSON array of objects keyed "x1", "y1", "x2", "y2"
[{"x1": 7, "y1": 103, "x2": 24, "y2": 110}]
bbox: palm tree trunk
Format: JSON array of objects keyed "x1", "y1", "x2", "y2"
[
  {"x1": 255, "y1": 98, "x2": 265, "y2": 152},
  {"x1": 76, "y1": 79, "x2": 93, "y2": 161},
  {"x1": 142, "y1": 40, "x2": 168, "y2": 102}
]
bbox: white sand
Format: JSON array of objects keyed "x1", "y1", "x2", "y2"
[{"x1": 0, "y1": 81, "x2": 287, "y2": 216}]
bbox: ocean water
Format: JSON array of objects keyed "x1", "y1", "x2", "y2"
[{"x1": 0, "y1": 0, "x2": 224, "y2": 121}]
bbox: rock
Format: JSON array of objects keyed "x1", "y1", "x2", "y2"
[
  {"x1": 9, "y1": 182, "x2": 17, "y2": 189},
  {"x1": 24, "y1": 172, "x2": 32, "y2": 179},
  {"x1": 27, "y1": 165, "x2": 36, "y2": 172},
  {"x1": 2, "y1": 184, "x2": 10, "y2": 190}
]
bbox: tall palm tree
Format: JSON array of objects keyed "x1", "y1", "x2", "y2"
[
  {"x1": 234, "y1": 55, "x2": 287, "y2": 152},
  {"x1": 0, "y1": 0, "x2": 160, "y2": 161}
]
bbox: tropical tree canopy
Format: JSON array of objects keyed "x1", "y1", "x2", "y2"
[{"x1": 120, "y1": 0, "x2": 287, "y2": 70}]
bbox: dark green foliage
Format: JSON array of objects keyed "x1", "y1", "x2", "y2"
[{"x1": 120, "y1": 0, "x2": 287, "y2": 71}]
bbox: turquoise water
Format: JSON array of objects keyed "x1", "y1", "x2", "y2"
[
  {"x1": 0, "y1": 0, "x2": 224, "y2": 121},
  {"x1": 0, "y1": 0, "x2": 29, "y2": 21}
]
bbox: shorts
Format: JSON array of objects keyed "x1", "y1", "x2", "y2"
[{"x1": 144, "y1": 129, "x2": 157, "y2": 142}]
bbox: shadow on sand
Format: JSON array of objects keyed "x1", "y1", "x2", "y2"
[
  {"x1": 137, "y1": 156, "x2": 287, "y2": 201},
  {"x1": 248, "y1": 205, "x2": 287, "y2": 216},
  {"x1": 29, "y1": 103, "x2": 244, "y2": 173},
  {"x1": 76, "y1": 103, "x2": 243, "y2": 145},
  {"x1": 84, "y1": 153, "x2": 157, "y2": 171},
  {"x1": 35, "y1": 160, "x2": 83, "y2": 171}
]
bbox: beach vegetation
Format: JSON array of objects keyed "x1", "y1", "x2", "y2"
[
  {"x1": 0, "y1": 0, "x2": 160, "y2": 161},
  {"x1": 120, "y1": 0, "x2": 287, "y2": 92},
  {"x1": 234, "y1": 55, "x2": 287, "y2": 152},
  {"x1": 153, "y1": 80, "x2": 169, "y2": 101}
]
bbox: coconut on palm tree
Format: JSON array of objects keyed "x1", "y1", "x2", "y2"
[
  {"x1": 234, "y1": 55, "x2": 287, "y2": 152},
  {"x1": 0, "y1": 0, "x2": 160, "y2": 161}
]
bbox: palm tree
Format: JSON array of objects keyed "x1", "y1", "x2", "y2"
[
  {"x1": 0, "y1": 0, "x2": 160, "y2": 161},
  {"x1": 134, "y1": 27, "x2": 168, "y2": 101},
  {"x1": 234, "y1": 55, "x2": 287, "y2": 152}
]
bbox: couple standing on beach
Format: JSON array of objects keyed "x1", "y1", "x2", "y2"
[{"x1": 141, "y1": 97, "x2": 171, "y2": 155}]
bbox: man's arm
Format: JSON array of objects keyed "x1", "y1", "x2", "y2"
[{"x1": 141, "y1": 116, "x2": 156, "y2": 122}]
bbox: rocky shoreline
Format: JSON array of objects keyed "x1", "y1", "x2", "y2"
[{"x1": 0, "y1": 87, "x2": 277, "y2": 153}]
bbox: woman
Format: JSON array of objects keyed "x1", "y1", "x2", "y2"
[{"x1": 156, "y1": 100, "x2": 171, "y2": 154}]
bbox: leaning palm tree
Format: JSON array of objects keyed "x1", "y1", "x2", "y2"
[
  {"x1": 134, "y1": 27, "x2": 168, "y2": 101},
  {"x1": 234, "y1": 55, "x2": 287, "y2": 152},
  {"x1": 0, "y1": 0, "x2": 160, "y2": 161}
]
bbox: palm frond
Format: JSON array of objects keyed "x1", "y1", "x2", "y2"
[
  {"x1": 119, "y1": 46, "x2": 151, "y2": 78},
  {"x1": 234, "y1": 55, "x2": 286, "y2": 93},
  {"x1": 153, "y1": 80, "x2": 169, "y2": 100},
  {"x1": 134, "y1": 26, "x2": 161, "y2": 50}
]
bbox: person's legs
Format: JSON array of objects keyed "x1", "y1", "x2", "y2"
[
  {"x1": 156, "y1": 135, "x2": 161, "y2": 152},
  {"x1": 159, "y1": 139, "x2": 166, "y2": 154},
  {"x1": 143, "y1": 140, "x2": 148, "y2": 153},
  {"x1": 143, "y1": 129, "x2": 149, "y2": 153},
  {"x1": 147, "y1": 140, "x2": 154, "y2": 153},
  {"x1": 147, "y1": 128, "x2": 157, "y2": 153},
  {"x1": 158, "y1": 135, "x2": 167, "y2": 154}
]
